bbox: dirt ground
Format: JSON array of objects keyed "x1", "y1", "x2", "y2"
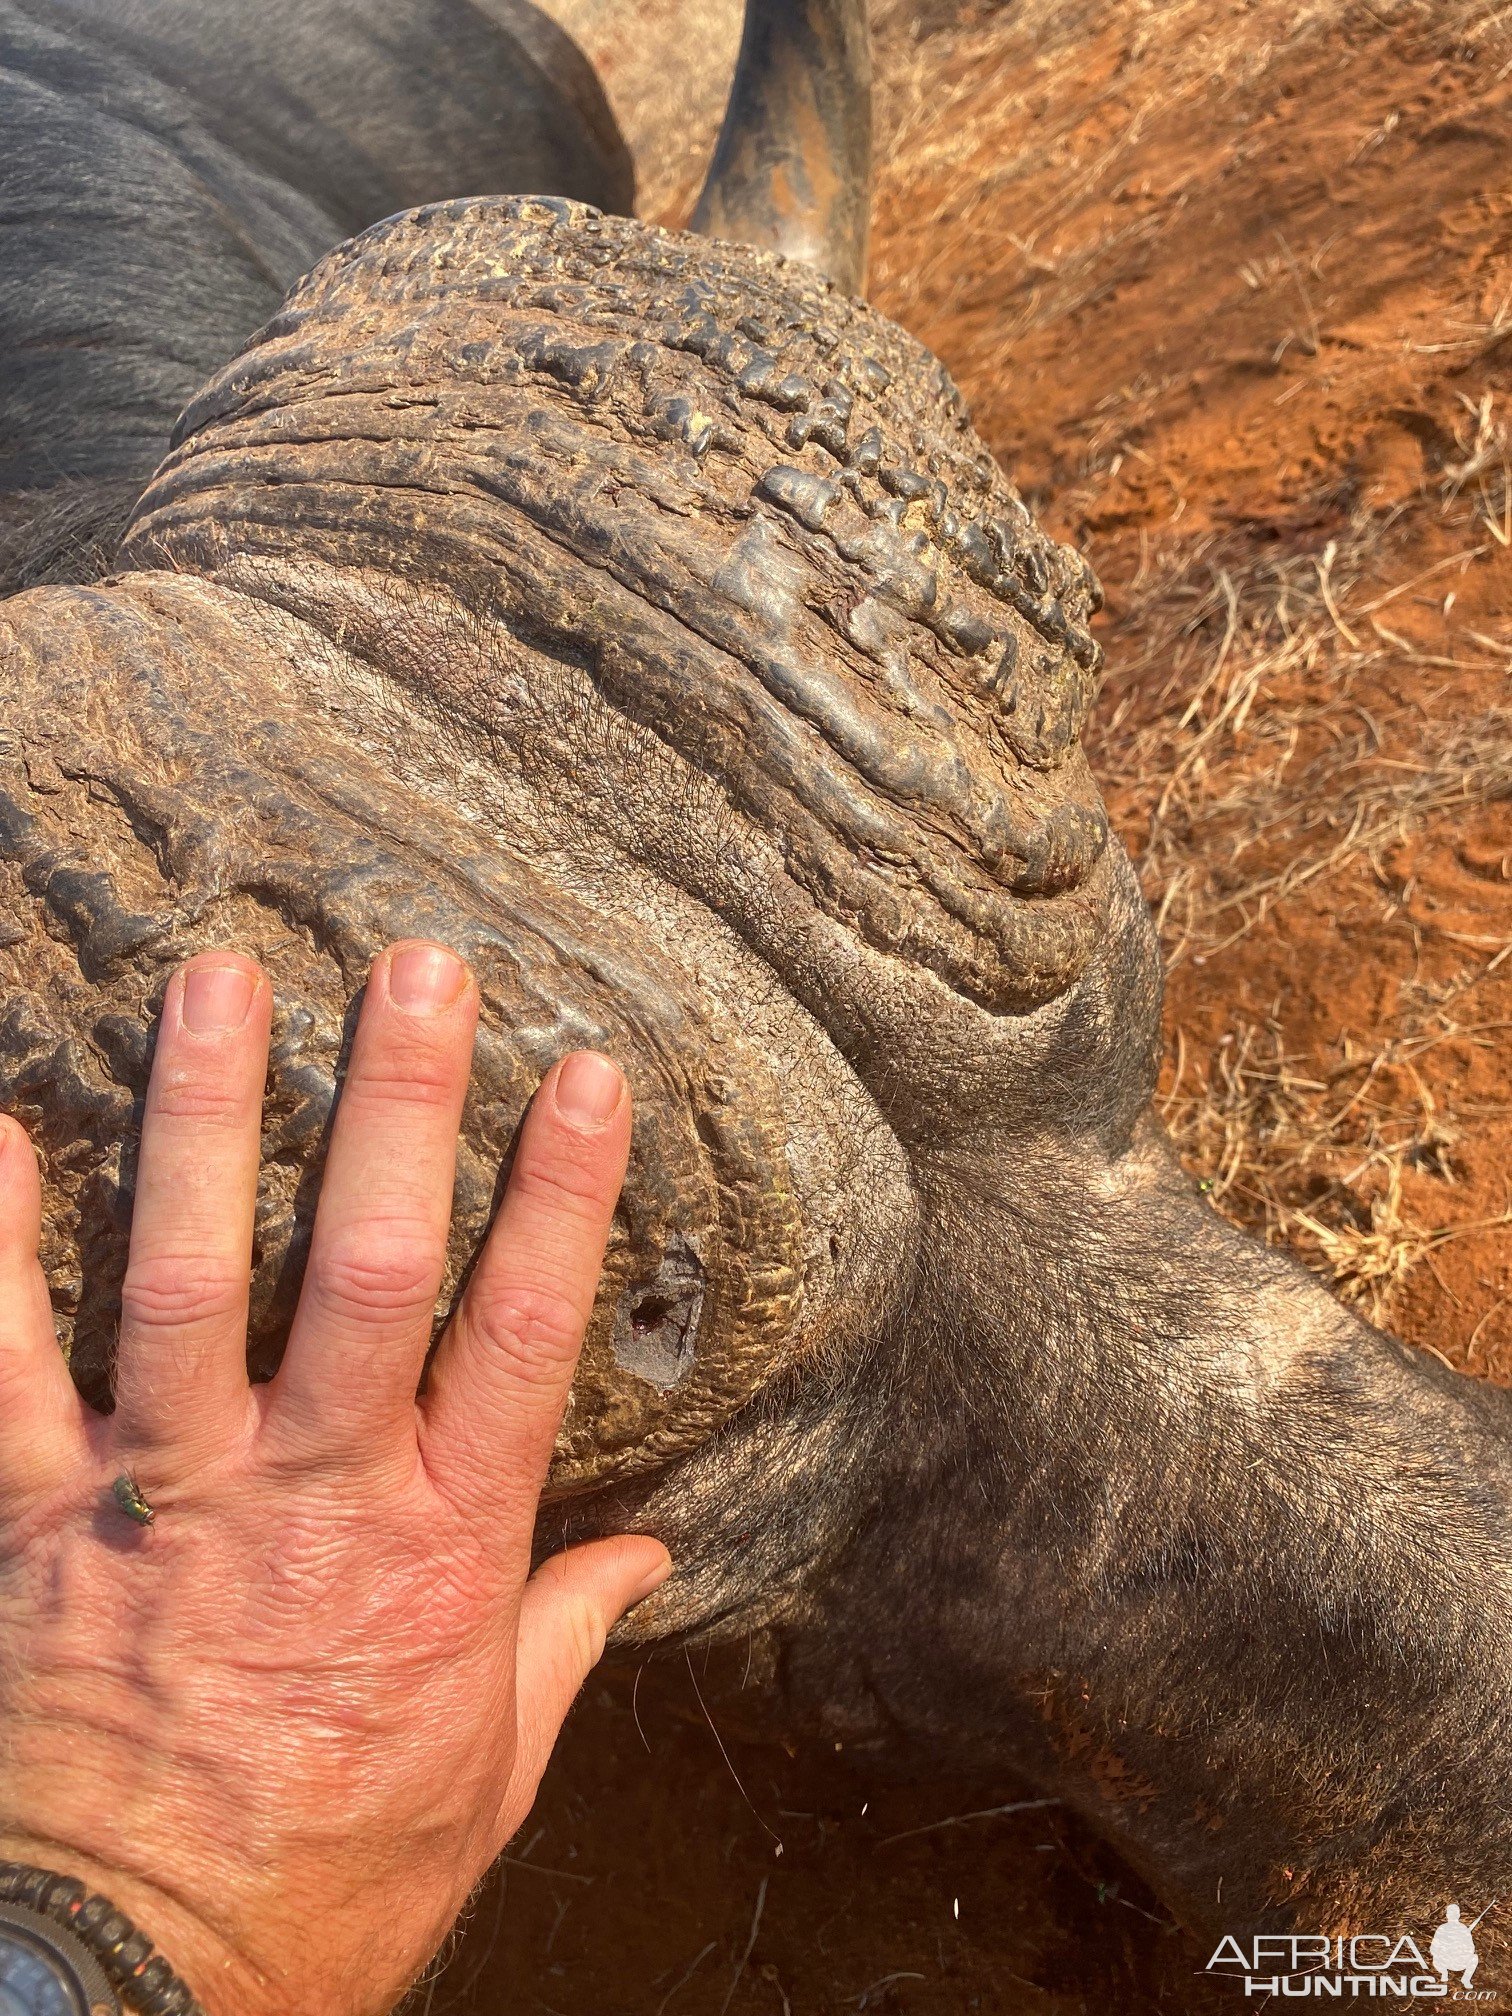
[{"x1": 421, "y1": 1, "x2": 1512, "y2": 2009}]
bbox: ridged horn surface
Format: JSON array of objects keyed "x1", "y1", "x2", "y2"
[{"x1": 0, "y1": 196, "x2": 1116, "y2": 1493}]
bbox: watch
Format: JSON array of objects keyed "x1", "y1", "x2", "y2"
[
  {"x1": 0, "y1": 1872, "x2": 202, "y2": 2016},
  {"x1": 0, "y1": 1902, "x2": 117, "y2": 2016}
]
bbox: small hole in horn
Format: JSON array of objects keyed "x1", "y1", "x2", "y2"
[
  {"x1": 631, "y1": 1293, "x2": 676, "y2": 1334},
  {"x1": 612, "y1": 1236, "x2": 705, "y2": 1391}
]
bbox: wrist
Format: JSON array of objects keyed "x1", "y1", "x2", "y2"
[
  {"x1": 0, "y1": 1834, "x2": 265, "y2": 2016},
  {"x1": 0, "y1": 1667, "x2": 285, "y2": 2016},
  {"x1": 0, "y1": 1695, "x2": 480, "y2": 2016}
]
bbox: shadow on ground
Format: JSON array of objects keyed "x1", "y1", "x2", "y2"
[{"x1": 425, "y1": 1651, "x2": 1230, "y2": 2016}]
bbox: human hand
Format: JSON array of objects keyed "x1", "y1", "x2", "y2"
[{"x1": 0, "y1": 941, "x2": 670, "y2": 2016}]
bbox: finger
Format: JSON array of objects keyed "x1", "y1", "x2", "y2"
[
  {"x1": 0, "y1": 1116, "x2": 87, "y2": 1491},
  {"x1": 420, "y1": 1051, "x2": 630, "y2": 1541},
  {"x1": 508, "y1": 1537, "x2": 671, "y2": 1815},
  {"x1": 113, "y1": 954, "x2": 271, "y2": 1454},
  {"x1": 269, "y1": 941, "x2": 477, "y2": 1457}
]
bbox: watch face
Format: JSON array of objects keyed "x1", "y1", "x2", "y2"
[{"x1": 0, "y1": 1927, "x2": 92, "y2": 2016}]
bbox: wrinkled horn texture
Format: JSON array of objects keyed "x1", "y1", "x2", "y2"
[{"x1": 0, "y1": 195, "x2": 1115, "y2": 1490}]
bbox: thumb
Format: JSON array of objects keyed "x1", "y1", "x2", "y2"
[{"x1": 508, "y1": 1535, "x2": 671, "y2": 1809}]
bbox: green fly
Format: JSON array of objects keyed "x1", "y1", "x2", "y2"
[{"x1": 111, "y1": 1473, "x2": 155, "y2": 1526}]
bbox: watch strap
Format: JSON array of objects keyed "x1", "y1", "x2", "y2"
[{"x1": 0, "y1": 1867, "x2": 206, "y2": 2016}]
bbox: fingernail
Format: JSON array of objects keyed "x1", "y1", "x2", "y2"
[
  {"x1": 388, "y1": 943, "x2": 468, "y2": 1015},
  {"x1": 554, "y1": 1051, "x2": 624, "y2": 1127},
  {"x1": 631, "y1": 1552, "x2": 673, "y2": 1604},
  {"x1": 182, "y1": 963, "x2": 256, "y2": 1033}
]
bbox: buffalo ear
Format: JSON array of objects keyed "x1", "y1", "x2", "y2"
[{"x1": 690, "y1": 0, "x2": 872, "y2": 294}]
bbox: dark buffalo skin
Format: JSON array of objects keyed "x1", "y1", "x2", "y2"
[{"x1": 0, "y1": 0, "x2": 631, "y2": 584}]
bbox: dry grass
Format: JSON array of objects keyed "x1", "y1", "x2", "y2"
[
  {"x1": 1089, "y1": 494, "x2": 1512, "y2": 1323},
  {"x1": 1441, "y1": 389, "x2": 1512, "y2": 548},
  {"x1": 862, "y1": 0, "x2": 1512, "y2": 1336},
  {"x1": 1157, "y1": 979, "x2": 1512, "y2": 1324},
  {"x1": 1091, "y1": 512, "x2": 1512, "y2": 971},
  {"x1": 870, "y1": 0, "x2": 1512, "y2": 368}
]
